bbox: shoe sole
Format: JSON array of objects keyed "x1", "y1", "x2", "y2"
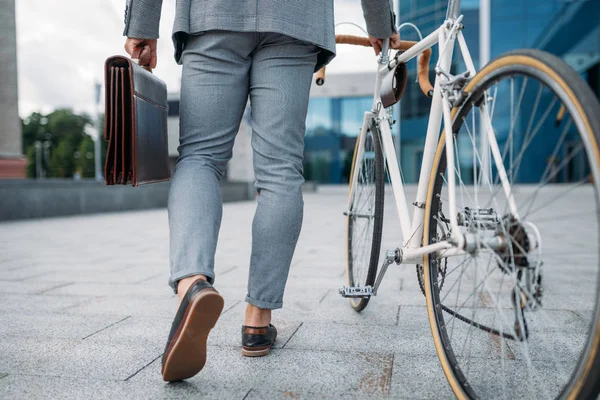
[
  {"x1": 161, "y1": 289, "x2": 224, "y2": 381},
  {"x1": 241, "y1": 346, "x2": 272, "y2": 357}
]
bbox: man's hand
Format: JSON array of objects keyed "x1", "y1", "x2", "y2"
[
  {"x1": 368, "y1": 33, "x2": 401, "y2": 56},
  {"x1": 124, "y1": 38, "x2": 158, "y2": 69}
]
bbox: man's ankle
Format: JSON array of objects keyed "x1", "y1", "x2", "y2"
[
  {"x1": 177, "y1": 275, "x2": 208, "y2": 303},
  {"x1": 244, "y1": 303, "x2": 271, "y2": 327}
]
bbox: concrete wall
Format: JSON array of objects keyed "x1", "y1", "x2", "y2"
[
  {"x1": 0, "y1": 180, "x2": 254, "y2": 221},
  {"x1": 0, "y1": 0, "x2": 22, "y2": 157}
]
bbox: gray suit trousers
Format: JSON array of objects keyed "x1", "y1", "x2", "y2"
[{"x1": 168, "y1": 31, "x2": 318, "y2": 309}]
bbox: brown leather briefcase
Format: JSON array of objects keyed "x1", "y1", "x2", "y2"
[{"x1": 103, "y1": 56, "x2": 170, "y2": 186}]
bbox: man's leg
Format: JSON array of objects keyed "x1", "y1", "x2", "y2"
[
  {"x1": 168, "y1": 31, "x2": 255, "y2": 298},
  {"x1": 245, "y1": 33, "x2": 319, "y2": 325},
  {"x1": 162, "y1": 31, "x2": 259, "y2": 382}
]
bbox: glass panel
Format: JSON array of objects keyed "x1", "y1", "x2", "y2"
[
  {"x1": 305, "y1": 98, "x2": 332, "y2": 136},
  {"x1": 340, "y1": 97, "x2": 372, "y2": 136}
]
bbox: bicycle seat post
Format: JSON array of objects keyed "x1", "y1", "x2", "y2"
[{"x1": 446, "y1": 0, "x2": 461, "y2": 20}]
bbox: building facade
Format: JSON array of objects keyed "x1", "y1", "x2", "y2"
[{"x1": 303, "y1": 0, "x2": 600, "y2": 183}]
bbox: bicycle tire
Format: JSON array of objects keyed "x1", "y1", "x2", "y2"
[
  {"x1": 423, "y1": 49, "x2": 600, "y2": 399},
  {"x1": 346, "y1": 123, "x2": 385, "y2": 312}
]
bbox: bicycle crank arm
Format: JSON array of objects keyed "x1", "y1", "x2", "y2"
[{"x1": 371, "y1": 249, "x2": 402, "y2": 295}]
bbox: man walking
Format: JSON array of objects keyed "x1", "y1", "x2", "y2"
[{"x1": 122, "y1": 0, "x2": 399, "y2": 382}]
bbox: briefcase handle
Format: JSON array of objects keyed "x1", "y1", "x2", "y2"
[{"x1": 131, "y1": 46, "x2": 153, "y2": 74}]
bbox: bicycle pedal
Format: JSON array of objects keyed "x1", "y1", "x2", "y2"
[{"x1": 339, "y1": 285, "x2": 373, "y2": 298}]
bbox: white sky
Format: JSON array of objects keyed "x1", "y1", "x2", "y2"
[{"x1": 15, "y1": 0, "x2": 383, "y2": 118}]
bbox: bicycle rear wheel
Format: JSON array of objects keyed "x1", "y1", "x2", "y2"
[
  {"x1": 346, "y1": 124, "x2": 384, "y2": 312},
  {"x1": 423, "y1": 50, "x2": 600, "y2": 399}
]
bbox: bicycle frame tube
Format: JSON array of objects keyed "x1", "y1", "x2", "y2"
[
  {"x1": 408, "y1": 26, "x2": 455, "y2": 249},
  {"x1": 349, "y1": 16, "x2": 479, "y2": 262},
  {"x1": 480, "y1": 102, "x2": 521, "y2": 218},
  {"x1": 446, "y1": 0, "x2": 461, "y2": 20},
  {"x1": 378, "y1": 105, "x2": 413, "y2": 236},
  {"x1": 376, "y1": 24, "x2": 458, "y2": 248}
]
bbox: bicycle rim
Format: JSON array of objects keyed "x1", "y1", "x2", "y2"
[{"x1": 347, "y1": 125, "x2": 384, "y2": 312}]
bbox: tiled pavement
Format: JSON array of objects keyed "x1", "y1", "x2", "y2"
[{"x1": 0, "y1": 186, "x2": 596, "y2": 399}]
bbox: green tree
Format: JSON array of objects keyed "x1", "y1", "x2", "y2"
[
  {"x1": 97, "y1": 113, "x2": 108, "y2": 166},
  {"x1": 21, "y1": 109, "x2": 98, "y2": 178},
  {"x1": 25, "y1": 145, "x2": 37, "y2": 178},
  {"x1": 49, "y1": 140, "x2": 76, "y2": 178},
  {"x1": 21, "y1": 112, "x2": 46, "y2": 152},
  {"x1": 76, "y1": 135, "x2": 96, "y2": 178},
  {"x1": 46, "y1": 109, "x2": 92, "y2": 149}
]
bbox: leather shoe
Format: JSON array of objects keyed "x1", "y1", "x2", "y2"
[
  {"x1": 161, "y1": 278, "x2": 224, "y2": 381},
  {"x1": 241, "y1": 324, "x2": 277, "y2": 357}
]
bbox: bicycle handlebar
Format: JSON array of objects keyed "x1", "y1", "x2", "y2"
[{"x1": 315, "y1": 35, "x2": 433, "y2": 98}]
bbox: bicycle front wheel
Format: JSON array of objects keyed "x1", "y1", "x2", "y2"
[
  {"x1": 346, "y1": 124, "x2": 384, "y2": 312},
  {"x1": 423, "y1": 50, "x2": 600, "y2": 399}
]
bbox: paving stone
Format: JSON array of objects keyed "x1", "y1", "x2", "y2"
[
  {"x1": 0, "y1": 280, "x2": 74, "y2": 294},
  {"x1": 0, "y1": 268, "x2": 53, "y2": 281},
  {"x1": 63, "y1": 295, "x2": 179, "y2": 318},
  {"x1": 42, "y1": 282, "x2": 175, "y2": 298},
  {"x1": 284, "y1": 306, "x2": 436, "y2": 357},
  {"x1": 389, "y1": 355, "x2": 454, "y2": 399},
  {"x1": 284, "y1": 276, "x2": 347, "y2": 289},
  {"x1": 0, "y1": 337, "x2": 75, "y2": 375},
  {"x1": 130, "y1": 347, "x2": 395, "y2": 396},
  {"x1": 252, "y1": 349, "x2": 395, "y2": 395},
  {"x1": 83, "y1": 315, "x2": 172, "y2": 348},
  {"x1": 82, "y1": 298, "x2": 240, "y2": 344},
  {"x1": 128, "y1": 380, "x2": 250, "y2": 400},
  {"x1": 0, "y1": 375, "x2": 131, "y2": 400},
  {"x1": 0, "y1": 294, "x2": 93, "y2": 313},
  {"x1": 22, "y1": 266, "x2": 165, "y2": 284},
  {"x1": 0, "y1": 189, "x2": 598, "y2": 398},
  {"x1": 129, "y1": 344, "x2": 262, "y2": 389},
  {"x1": 214, "y1": 285, "x2": 250, "y2": 301},
  {"x1": 0, "y1": 258, "x2": 38, "y2": 271},
  {"x1": 36, "y1": 340, "x2": 162, "y2": 381},
  {"x1": 245, "y1": 389, "x2": 402, "y2": 400},
  {"x1": 0, "y1": 312, "x2": 128, "y2": 340}
]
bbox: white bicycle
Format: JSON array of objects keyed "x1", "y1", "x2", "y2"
[{"x1": 315, "y1": 0, "x2": 600, "y2": 398}]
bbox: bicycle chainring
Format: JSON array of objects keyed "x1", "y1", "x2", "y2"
[{"x1": 417, "y1": 257, "x2": 447, "y2": 297}]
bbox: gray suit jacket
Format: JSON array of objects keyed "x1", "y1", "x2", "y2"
[{"x1": 123, "y1": 0, "x2": 396, "y2": 71}]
